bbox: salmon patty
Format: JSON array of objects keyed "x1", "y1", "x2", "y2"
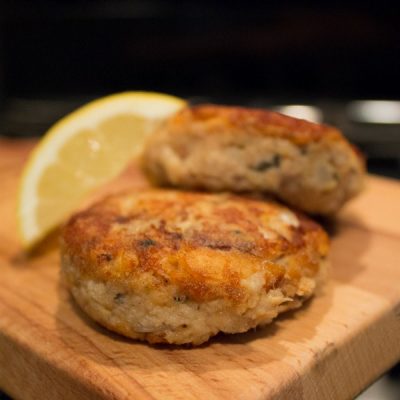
[
  {"x1": 61, "y1": 189, "x2": 329, "y2": 345},
  {"x1": 142, "y1": 105, "x2": 365, "y2": 214}
]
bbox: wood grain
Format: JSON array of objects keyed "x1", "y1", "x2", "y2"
[{"x1": 0, "y1": 139, "x2": 399, "y2": 400}]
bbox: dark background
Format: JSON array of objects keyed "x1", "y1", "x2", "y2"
[
  {"x1": 1, "y1": 0, "x2": 400, "y2": 177},
  {"x1": 1, "y1": 0, "x2": 400, "y2": 99},
  {"x1": 1, "y1": 0, "x2": 400, "y2": 100}
]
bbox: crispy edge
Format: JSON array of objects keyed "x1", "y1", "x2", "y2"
[
  {"x1": 167, "y1": 104, "x2": 347, "y2": 146},
  {"x1": 61, "y1": 191, "x2": 329, "y2": 304}
]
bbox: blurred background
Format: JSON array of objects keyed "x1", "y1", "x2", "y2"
[
  {"x1": 1, "y1": 0, "x2": 400, "y2": 178},
  {"x1": 0, "y1": 1, "x2": 399, "y2": 398}
]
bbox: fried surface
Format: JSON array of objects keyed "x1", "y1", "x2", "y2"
[
  {"x1": 61, "y1": 189, "x2": 329, "y2": 344},
  {"x1": 161, "y1": 104, "x2": 343, "y2": 144},
  {"x1": 142, "y1": 105, "x2": 365, "y2": 214}
]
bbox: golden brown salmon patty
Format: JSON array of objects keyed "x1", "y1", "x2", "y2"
[
  {"x1": 142, "y1": 105, "x2": 365, "y2": 214},
  {"x1": 61, "y1": 189, "x2": 329, "y2": 345}
]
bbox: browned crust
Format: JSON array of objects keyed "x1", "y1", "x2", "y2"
[
  {"x1": 168, "y1": 104, "x2": 345, "y2": 146},
  {"x1": 61, "y1": 190, "x2": 329, "y2": 304}
]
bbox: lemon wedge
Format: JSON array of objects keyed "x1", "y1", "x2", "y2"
[{"x1": 17, "y1": 91, "x2": 186, "y2": 248}]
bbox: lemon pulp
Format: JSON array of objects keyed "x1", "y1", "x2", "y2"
[{"x1": 18, "y1": 92, "x2": 186, "y2": 248}]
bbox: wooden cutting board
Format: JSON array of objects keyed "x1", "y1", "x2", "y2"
[{"x1": 0, "y1": 139, "x2": 399, "y2": 400}]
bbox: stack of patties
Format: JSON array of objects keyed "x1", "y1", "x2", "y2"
[{"x1": 61, "y1": 105, "x2": 365, "y2": 345}]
